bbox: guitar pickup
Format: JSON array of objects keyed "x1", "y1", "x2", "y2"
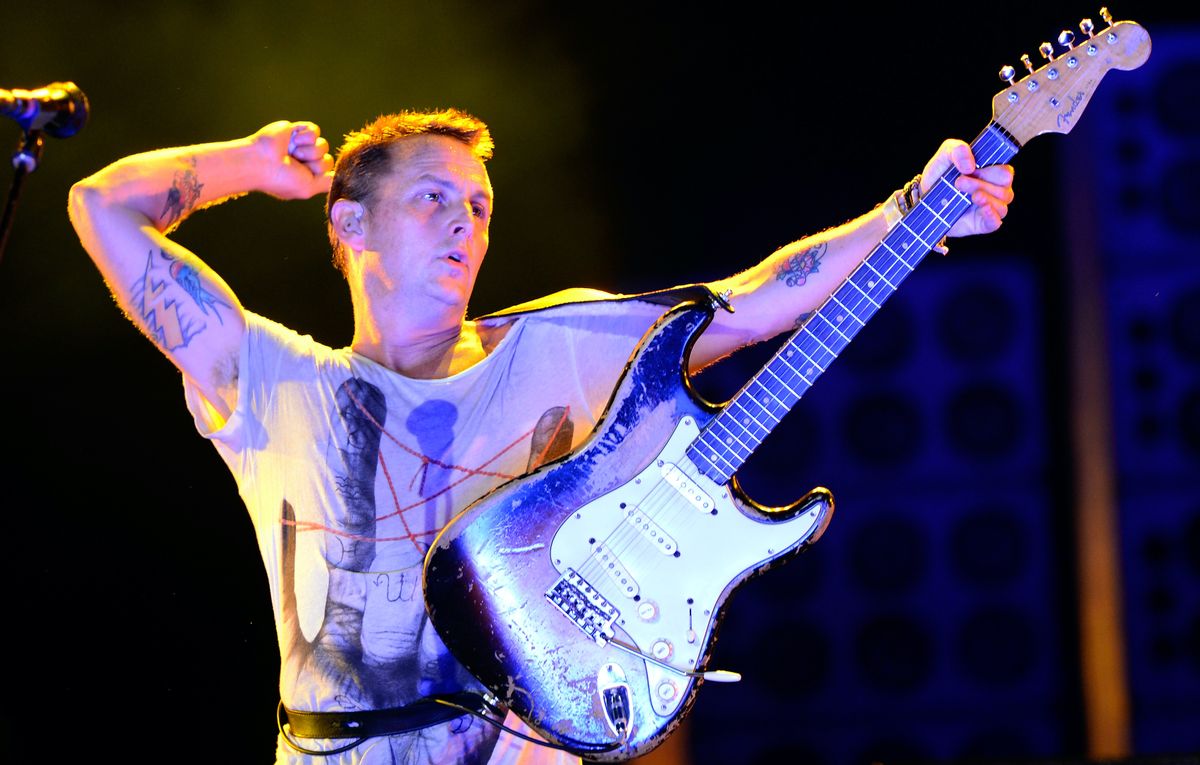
[{"x1": 660, "y1": 462, "x2": 714, "y2": 513}]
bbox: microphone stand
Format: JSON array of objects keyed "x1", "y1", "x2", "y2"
[{"x1": 0, "y1": 128, "x2": 44, "y2": 266}]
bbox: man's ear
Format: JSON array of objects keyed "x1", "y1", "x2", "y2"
[{"x1": 330, "y1": 199, "x2": 367, "y2": 252}]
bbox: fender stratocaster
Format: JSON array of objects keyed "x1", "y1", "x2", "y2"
[{"x1": 424, "y1": 12, "x2": 1150, "y2": 761}]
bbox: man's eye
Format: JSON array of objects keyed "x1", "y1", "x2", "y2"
[
  {"x1": 472, "y1": 205, "x2": 487, "y2": 219},
  {"x1": 423, "y1": 192, "x2": 442, "y2": 202}
]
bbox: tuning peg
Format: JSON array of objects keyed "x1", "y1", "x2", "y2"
[
  {"x1": 999, "y1": 65, "x2": 1017, "y2": 85},
  {"x1": 1021, "y1": 53, "x2": 1035, "y2": 74},
  {"x1": 1058, "y1": 29, "x2": 1075, "y2": 48},
  {"x1": 1039, "y1": 42, "x2": 1055, "y2": 60},
  {"x1": 1081, "y1": 17, "x2": 1095, "y2": 37},
  {"x1": 1101, "y1": 7, "x2": 1113, "y2": 25}
]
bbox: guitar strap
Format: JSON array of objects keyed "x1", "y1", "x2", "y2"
[
  {"x1": 473, "y1": 282, "x2": 725, "y2": 322},
  {"x1": 277, "y1": 691, "x2": 502, "y2": 755}
]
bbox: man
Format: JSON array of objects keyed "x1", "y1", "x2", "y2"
[{"x1": 67, "y1": 109, "x2": 1013, "y2": 763}]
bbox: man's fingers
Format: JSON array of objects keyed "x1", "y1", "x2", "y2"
[
  {"x1": 956, "y1": 165, "x2": 1015, "y2": 204},
  {"x1": 290, "y1": 137, "x2": 331, "y2": 163},
  {"x1": 304, "y1": 154, "x2": 335, "y2": 183}
]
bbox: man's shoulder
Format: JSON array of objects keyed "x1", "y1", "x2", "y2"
[{"x1": 242, "y1": 310, "x2": 345, "y2": 371}]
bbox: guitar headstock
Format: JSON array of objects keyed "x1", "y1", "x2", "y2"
[{"x1": 992, "y1": 7, "x2": 1150, "y2": 145}]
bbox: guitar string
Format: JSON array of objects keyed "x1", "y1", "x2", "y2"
[{"x1": 574, "y1": 466, "x2": 695, "y2": 597}]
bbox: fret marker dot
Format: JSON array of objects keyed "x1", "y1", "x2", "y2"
[{"x1": 868, "y1": 280, "x2": 876, "y2": 288}]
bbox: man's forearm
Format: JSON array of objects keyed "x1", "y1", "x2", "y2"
[
  {"x1": 691, "y1": 205, "x2": 890, "y2": 370},
  {"x1": 70, "y1": 137, "x2": 266, "y2": 235}
]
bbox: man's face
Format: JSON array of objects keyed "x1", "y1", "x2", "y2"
[{"x1": 359, "y1": 134, "x2": 493, "y2": 317}]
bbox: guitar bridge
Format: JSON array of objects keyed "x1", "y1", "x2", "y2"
[{"x1": 546, "y1": 569, "x2": 618, "y2": 645}]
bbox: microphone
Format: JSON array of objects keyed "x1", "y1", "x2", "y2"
[{"x1": 0, "y1": 82, "x2": 89, "y2": 139}]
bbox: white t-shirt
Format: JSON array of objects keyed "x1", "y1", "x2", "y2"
[{"x1": 184, "y1": 294, "x2": 670, "y2": 764}]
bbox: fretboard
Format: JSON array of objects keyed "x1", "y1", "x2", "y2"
[{"x1": 688, "y1": 124, "x2": 1020, "y2": 484}]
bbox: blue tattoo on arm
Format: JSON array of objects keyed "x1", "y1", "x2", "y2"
[{"x1": 131, "y1": 249, "x2": 230, "y2": 351}]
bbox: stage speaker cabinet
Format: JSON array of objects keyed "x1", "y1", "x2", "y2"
[{"x1": 1068, "y1": 22, "x2": 1200, "y2": 756}]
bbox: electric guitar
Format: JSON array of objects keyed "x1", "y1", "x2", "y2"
[{"x1": 423, "y1": 12, "x2": 1150, "y2": 761}]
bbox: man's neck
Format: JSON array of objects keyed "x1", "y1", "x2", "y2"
[{"x1": 352, "y1": 317, "x2": 490, "y2": 379}]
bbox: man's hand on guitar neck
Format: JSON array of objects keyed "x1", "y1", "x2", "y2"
[{"x1": 920, "y1": 138, "x2": 1015, "y2": 240}]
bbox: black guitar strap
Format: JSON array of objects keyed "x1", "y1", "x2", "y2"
[
  {"x1": 277, "y1": 691, "x2": 501, "y2": 755},
  {"x1": 472, "y1": 282, "x2": 726, "y2": 322}
]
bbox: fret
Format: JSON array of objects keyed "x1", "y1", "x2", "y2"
[
  {"x1": 790, "y1": 344, "x2": 826, "y2": 383},
  {"x1": 766, "y1": 358, "x2": 808, "y2": 396},
  {"x1": 762, "y1": 364, "x2": 801, "y2": 400},
  {"x1": 728, "y1": 399, "x2": 774, "y2": 440},
  {"x1": 827, "y1": 295, "x2": 865, "y2": 329},
  {"x1": 796, "y1": 339, "x2": 836, "y2": 372},
  {"x1": 808, "y1": 311, "x2": 853, "y2": 345},
  {"x1": 745, "y1": 379, "x2": 791, "y2": 423},
  {"x1": 778, "y1": 346, "x2": 820, "y2": 386},
  {"x1": 707, "y1": 419, "x2": 755, "y2": 459},
  {"x1": 898, "y1": 219, "x2": 944, "y2": 253},
  {"x1": 695, "y1": 432, "x2": 741, "y2": 472},
  {"x1": 861, "y1": 259, "x2": 898, "y2": 291},
  {"x1": 845, "y1": 275, "x2": 883, "y2": 310},
  {"x1": 803, "y1": 323, "x2": 841, "y2": 359}
]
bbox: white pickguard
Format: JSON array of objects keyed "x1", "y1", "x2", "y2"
[{"x1": 548, "y1": 416, "x2": 826, "y2": 717}]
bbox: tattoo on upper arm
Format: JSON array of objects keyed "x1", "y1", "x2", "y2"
[
  {"x1": 160, "y1": 158, "x2": 204, "y2": 229},
  {"x1": 774, "y1": 242, "x2": 827, "y2": 287},
  {"x1": 793, "y1": 311, "x2": 814, "y2": 328},
  {"x1": 132, "y1": 249, "x2": 230, "y2": 351}
]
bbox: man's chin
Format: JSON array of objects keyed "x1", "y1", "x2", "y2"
[{"x1": 425, "y1": 283, "x2": 473, "y2": 314}]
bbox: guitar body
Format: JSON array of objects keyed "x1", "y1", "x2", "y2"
[{"x1": 424, "y1": 300, "x2": 834, "y2": 760}]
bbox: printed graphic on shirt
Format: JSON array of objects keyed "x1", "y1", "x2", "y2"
[{"x1": 276, "y1": 374, "x2": 584, "y2": 760}]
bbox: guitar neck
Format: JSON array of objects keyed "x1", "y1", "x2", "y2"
[{"x1": 689, "y1": 124, "x2": 1021, "y2": 484}]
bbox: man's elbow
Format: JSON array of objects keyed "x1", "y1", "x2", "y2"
[{"x1": 67, "y1": 177, "x2": 104, "y2": 232}]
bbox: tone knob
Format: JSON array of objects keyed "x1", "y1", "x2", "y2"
[{"x1": 651, "y1": 640, "x2": 673, "y2": 661}]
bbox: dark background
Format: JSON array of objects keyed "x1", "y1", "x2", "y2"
[{"x1": 2, "y1": 3, "x2": 1198, "y2": 764}]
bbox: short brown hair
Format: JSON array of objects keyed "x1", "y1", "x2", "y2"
[{"x1": 326, "y1": 108, "x2": 494, "y2": 273}]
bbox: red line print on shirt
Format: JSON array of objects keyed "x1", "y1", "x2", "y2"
[{"x1": 285, "y1": 379, "x2": 574, "y2": 555}]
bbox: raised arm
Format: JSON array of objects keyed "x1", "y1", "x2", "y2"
[
  {"x1": 689, "y1": 139, "x2": 1014, "y2": 371},
  {"x1": 67, "y1": 120, "x2": 333, "y2": 420}
]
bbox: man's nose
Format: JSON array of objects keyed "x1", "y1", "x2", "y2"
[{"x1": 448, "y1": 201, "x2": 473, "y2": 237}]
